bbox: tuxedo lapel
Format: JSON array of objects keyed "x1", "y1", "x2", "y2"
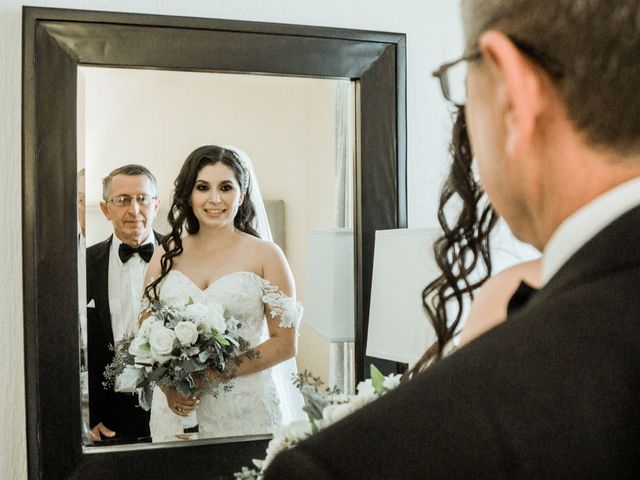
[{"x1": 89, "y1": 236, "x2": 114, "y2": 345}]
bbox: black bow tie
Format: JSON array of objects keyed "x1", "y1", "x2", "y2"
[
  {"x1": 506, "y1": 281, "x2": 539, "y2": 315},
  {"x1": 118, "y1": 242, "x2": 154, "y2": 263}
]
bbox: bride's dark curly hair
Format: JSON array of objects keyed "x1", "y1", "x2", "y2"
[
  {"x1": 145, "y1": 145, "x2": 260, "y2": 303},
  {"x1": 404, "y1": 107, "x2": 499, "y2": 379}
]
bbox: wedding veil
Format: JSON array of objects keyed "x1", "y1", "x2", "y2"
[{"x1": 221, "y1": 145, "x2": 306, "y2": 425}]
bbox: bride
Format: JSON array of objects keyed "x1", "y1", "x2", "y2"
[{"x1": 142, "y1": 144, "x2": 305, "y2": 441}]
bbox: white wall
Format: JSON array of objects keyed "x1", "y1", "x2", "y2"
[{"x1": 1, "y1": 1, "x2": 464, "y2": 477}]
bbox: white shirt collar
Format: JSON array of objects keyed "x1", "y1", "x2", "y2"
[{"x1": 542, "y1": 175, "x2": 640, "y2": 284}]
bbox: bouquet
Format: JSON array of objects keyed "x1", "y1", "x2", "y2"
[
  {"x1": 235, "y1": 365, "x2": 401, "y2": 479},
  {"x1": 105, "y1": 297, "x2": 253, "y2": 411}
]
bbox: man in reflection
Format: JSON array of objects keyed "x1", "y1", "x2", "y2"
[{"x1": 87, "y1": 164, "x2": 162, "y2": 443}]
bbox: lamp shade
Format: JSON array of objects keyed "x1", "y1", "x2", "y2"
[
  {"x1": 366, "y1": 228, "x2": 441, "y2": 364},
  {"x1": 303, "y1": 228, "x2": 355, "y2": 342}
]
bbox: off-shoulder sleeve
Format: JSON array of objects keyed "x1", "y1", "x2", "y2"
[{"x1": 256, "y1": 276, "x2": 303, "y2": 329}]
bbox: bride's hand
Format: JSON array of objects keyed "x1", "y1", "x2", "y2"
[{"x1": 160, "y1": 384, "x2": 199, "y2": 417}]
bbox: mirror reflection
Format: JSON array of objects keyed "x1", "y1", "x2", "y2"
[{"x1": 77, "y1": 67, "x2": 356, "y2": 448}]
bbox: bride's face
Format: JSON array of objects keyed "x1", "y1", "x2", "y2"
[{"x1": 190, "y1": 162, "x2": 245, "y2": 230}]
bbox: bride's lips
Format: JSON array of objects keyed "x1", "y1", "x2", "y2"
[{"x1": 204, "y1": 208, "x2": 225, "y2": 217}]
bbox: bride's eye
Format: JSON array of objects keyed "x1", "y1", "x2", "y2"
[
  {"x1": 196, "y1": 184, "x2": 209, "y2": 191},
  {"x1": 220, "y1": 184, "x2": 233, "y2": 192}
]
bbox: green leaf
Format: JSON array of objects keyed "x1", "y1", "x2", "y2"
[
  {"x1": 223, "y1": 335, "x2": 240, "y2": 347},
  {"x1": 310, "y1": 416, "x2": 319, "y2": 435},
  {"x1": 213, "y1": 331, "x2": 230, "y2": 346},
  {"x1": 370, "y1": 364, "x2": 385, "y2": 395}
]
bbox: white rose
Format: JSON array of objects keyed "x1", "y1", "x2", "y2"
[
  {"x1": 184, "y1": 302, "x2": 210, "y2": 324},
  {"x1": 322, "y1": 403, "x2": 355, "y2": 426},
  {"x1": 128, "y1": 335, "x2": 152, "y2": 364},
  {"x1": 185, "y1": 303, "x2": 226, "y2": 333},
  {"x1": 187, "y1": 302, "x2": 226, "y2": 333},
  {"x1": 148, "y1": 325, "x2": 176, "y2": 364},
  {"x1": 137, "y1": 315, "x2": 158, "y2": 340},
  {"x1": 174, "y1": 321, "x2": 199, "y2": 346}
]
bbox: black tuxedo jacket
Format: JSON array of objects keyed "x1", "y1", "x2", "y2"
[
  {"x1": 266, "y1": 205, "x2": 640, "y2": 479},
  {"x1": 86, "y1": 232, "x2": 163, "y2": 440}
]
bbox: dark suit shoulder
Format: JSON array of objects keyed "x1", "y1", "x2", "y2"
[
  {"x1": 86, "y1": 236, "x2": 112, "y2": 261},
  {"x1": 267, "y1": 265, "x2": 640, "y2": 479}
]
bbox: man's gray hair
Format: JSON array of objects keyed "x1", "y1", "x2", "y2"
[
  {"x1": 461, "y1": 0, "x2": 640, "y2": 154},
  {"x1": 102, "y1": 164, "x2": 158, "y2": 200}
]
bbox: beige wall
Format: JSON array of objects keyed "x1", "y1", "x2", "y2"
[{"x1": 1, "y1": 1, "x2": 466, "y2": 477}]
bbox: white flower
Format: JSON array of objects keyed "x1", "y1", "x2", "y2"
[
  {"x1": 148, "y1": 325, "x2": 176, "y2": 364},
  {"x1": 355, "y1": 378, "x2": 376, "y2": 398},
  {"x1": 321, "y1": 402, "x2": 355, "y2": 426},
  {"x1": 340, "y1": 379, "x2": 379, "y2": 411},
  {"x1": 186, "y1": 301, "x2": 226, "y2": 334},
  {"x1": 174, "y1": 321, "x2": 199, "y2": 346},
  {"x1": 262, "y1": 420, "x2": 312, "y2": 471},
  {"x1": 137, "y1": 315, "x2": 158, "y2": 340},
  {"x1": 128, "y1": 335, "x2": 152, "y2": 364},
  {"x1": 383, "y1": 373, "x2": 401, "y2": 391}
]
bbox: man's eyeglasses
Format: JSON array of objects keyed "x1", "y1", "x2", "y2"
[
  {"x1": 105, "y1": 194, "x2": 157, "y2": 208},
  {"x1": 432, "y1": 37, "x2": 564, "y2": 107},
  {"x1": 432, "y1": 50, "x2": 482, "y2": 107}
]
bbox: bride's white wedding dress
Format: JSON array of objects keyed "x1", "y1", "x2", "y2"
[{"x1": 149, "y1": 269, "x2": 302, "y2": 442}]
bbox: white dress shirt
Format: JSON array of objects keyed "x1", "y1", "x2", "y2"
[
  {"x1": 108, "y1": 233, "x2": 156, "y2": 343},
  {"x1": 78, "y1": 232, "x2": 87, "y2": 348},
  {"x1": 542, "y1": 176, "x2": 640, "y2": 284}
]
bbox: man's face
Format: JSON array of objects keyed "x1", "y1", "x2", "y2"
[
  {"x1": 99, "y1": 174, "x2": 159, "y2": 246},
  {"x1": 465, "y1": 53, "x2": 531, "y2": 241},
  {"x1": 77, "y1": 173, "x2": 86, "y2": 237}
]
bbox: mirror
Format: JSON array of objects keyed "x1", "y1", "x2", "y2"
[
  {"x1": 23, "y1": 7, "x2": 405, "y2": 478},
  {"x1": 79, "y1": 66, "x2": 356, "y2": 446}
]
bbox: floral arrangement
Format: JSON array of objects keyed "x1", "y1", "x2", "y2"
[
  {"x1": 235, "y1": 365, "x2": 401, "y2": 479},
  {"x1": 105, "y1": 297, "x2": 253, "y2": 410}
]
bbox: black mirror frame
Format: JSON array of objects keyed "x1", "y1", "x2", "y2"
[{"x1": 22, "y1": 6, "x2": 406, "y2": 479}]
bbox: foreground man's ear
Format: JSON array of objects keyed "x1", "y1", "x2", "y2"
[{"x1": 478, "y1": 30, "x2": 545, "y2": 159}]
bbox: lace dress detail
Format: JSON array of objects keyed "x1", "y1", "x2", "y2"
[
  {"x1": 256, "y1": 276, "x2": 303, "y2": 329},
  {"x1": 149, "y1": 270, "x2": 302, "y2": 442}
]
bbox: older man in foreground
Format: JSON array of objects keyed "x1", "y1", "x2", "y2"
[{"x1": 265, "y1": 1, "x2": 640, "y2": 478}]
